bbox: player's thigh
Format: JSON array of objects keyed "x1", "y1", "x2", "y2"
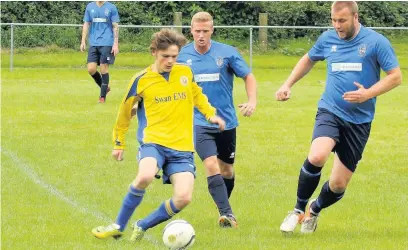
[
  {"x1": 137, "y1": 144, "x2": 164, "y2": 180},
  {"x1": 162, "y1": 149, "x2": 196, "y2": 185},
  {"x1": 329, "y1": 153, "x2": 353, "y2": 192},
  {"x1": 215, "y1": 128, "x2": 236, "y2": 165},
  {"x1": 309, "y1": 108, "x2": 340, "y2": 166},
  {"x1": 335, "y1": 121, "x2": 371, "y2": 172},
  {"x1": 99, "y1": 63, "x2": 109, "y2": 74},
  {"x1": 99, "y1": 46, "x2": 115, "y2": 66},
  {"x1": 195, "y1": 126, "x2": 218, "y2": 162},
  {"x1": 170, "y1": 172, "x2": 195, "y2": 199}
]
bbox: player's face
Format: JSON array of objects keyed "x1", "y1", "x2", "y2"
[
  {"x1": 331, "y1": 7, "x2": 358, "y2": 40},
  {"x1": 153, "y1": 45, "x2": 180, "y2": 73},
  {"x1": 191, "y1": 21, "x2": 214, "y2": 49}
]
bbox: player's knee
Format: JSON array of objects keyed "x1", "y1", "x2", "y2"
[
  {"x1": 220, "y1": 165, "x2": 234, "y2": 178},
  {"x1": 308, "y1": 154, "x2": 327, "y2": 167},
  {"x1": 99, "y1": 64, "x2": 109, "y2": 74},
  {"x1": 329, "y1": 179, "x2": 347, "y2": 193},
  {"x1": 134, "y1": 174, "x2": 155, "y2": 189},
  {"x1": 173, "y1": 191, "x2": 192, "y2": 209},
  {"x1": 87, "y1": 66, "x2": 97, "y2": 75},
  {"x1": 204, "y1": 157, "x2": 220, "y2": 176}
]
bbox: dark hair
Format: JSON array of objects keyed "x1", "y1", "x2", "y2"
[{"x1": 150, "y1": 29, "x2": 187, "y2": 53}]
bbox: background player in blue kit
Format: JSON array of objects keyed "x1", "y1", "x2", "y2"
[
  {"x1": 276, "y1": 1, "x2": 402, "y2": 234},
  {"x1": 80, "y1": 1, "x2": 119, "y2": 103},
  {"x1": 177, "y1": 12, "x2": 258, "y2": 228}
]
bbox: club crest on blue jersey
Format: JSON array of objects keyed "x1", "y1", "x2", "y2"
[
  {"x1": 186, "y1": 59, "x2": 192, "y2": 66},
  {"x1": 104, "y1": 8, "x2": 110, "y2": 16},
  {"x1": 180, "y1": 76, "x2": 188, "y2": 86},
  {"x1": 216, "y1": 56, "x2": 224, "y2": 68},
  {"x1": 358, "y1": 44, "x2": 367, "y2": 57}
]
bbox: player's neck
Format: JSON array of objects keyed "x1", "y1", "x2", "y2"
[
  {"x1": 96, "y1": 1, "x2": 106, "y2": 7},
  {"x1": 151, "y1": 64, "x2": 168, "y2": 74},
  {"x1": 194, "y1": 42, "x2": 211, "y2": 55},
  {"x1": 346, "y1": 23, "x2": 361, "y2": 42}
]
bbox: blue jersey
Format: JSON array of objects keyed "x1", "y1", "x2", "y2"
[
  {"x1": 83, "y1": 2, "x2": 119, "y2": 46},
  {"x1": 177, "y1": 41, "x2": 251, "y2": 130},
  {"x1": 308, "y1": 25, "x2": 399, "y2": 124}
]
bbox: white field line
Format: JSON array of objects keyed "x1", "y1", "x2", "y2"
[{"x1": 1, "y1": 147, "x2": 159, "y2": 245}]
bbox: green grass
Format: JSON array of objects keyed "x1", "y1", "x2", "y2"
[{"x1": 1, "y1": 50, "x2": 408, "y2": 250}]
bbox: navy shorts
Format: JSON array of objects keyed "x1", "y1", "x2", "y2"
[
  {"x1": 312, "y1": 108, "x2": 371, "y2": 172},
  {"x1": 195, "y1": 126, "x2": 236, "y2": 164},
  {"x1": 138, "y1": 143, "x2": 196, "y2": 184},
  {"x1": 87, "y1": 46, "x2": 115, "y2": 65}
]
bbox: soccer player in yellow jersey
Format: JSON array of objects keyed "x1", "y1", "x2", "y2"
[{"x1": 92, "y1": 29, "x2": 225, "y2": 242}]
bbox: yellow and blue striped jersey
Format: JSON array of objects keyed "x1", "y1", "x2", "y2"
[{"x1": 113, "y1": 64, "x2": 216, "y2": 152}]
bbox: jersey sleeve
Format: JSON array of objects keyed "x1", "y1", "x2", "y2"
[
  {"x1": 83, "y1": 4, "x2": 91, "y2": 22},
  {"x1": 111, "y1": 5, "x2": 120, "y2": 23},
  {"x1": 112, "y1": 77, "x2": 141, "y2": 149},
  {"x1": 191, "y1": 76, "x2": 216, "y2": 120},
  {"x1": 230, "y1": 48, "x2": 251, "y2": 78},
  {"x1": 308, "y1": 33, "x2": 326, "y2": 61},
  {"x1": 376, "y1": 35, "x2": 399, "y2": 72}
]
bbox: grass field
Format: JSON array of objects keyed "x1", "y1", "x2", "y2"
[{"x1": 1, "y1": 48, "x2": 407, "y2": 250}]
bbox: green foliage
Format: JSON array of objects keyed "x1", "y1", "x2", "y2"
[{"x1": 1, "y1": 1, "x2": 407, "y2": 49}]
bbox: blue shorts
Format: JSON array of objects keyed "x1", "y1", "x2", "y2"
[
  {"x1": 138, "y1": 143, "x2": 196, "y2": 184},
  {"x1": 312, "y1": 108, "x2": 371, "y2": 172},
  {"x1": 87, "y1": 46, "x2": 115, "y2": 65},
  {"x1": 195, "y1": 126, "x2": 236, "y2": 164}
]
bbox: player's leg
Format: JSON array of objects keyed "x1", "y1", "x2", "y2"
[
  {"x1": 280, "y1": 108, "x2": 338, "y2": 233},
  {"x1": 216, "y1": 128, "x2": 236, "y2": 199},
  {"x1": 99, "y1": 46, "x2": 115, "y2": 102},
  {"x1": 131, "y1": 149, "x2": 195, "y2": 242},
  {"x1": 195, "y1": 126, "x2": 234, "y2": 227},
  {"x1": 301, "y1": 120, "x2": 371, "y2": 233},
  {"x1": 301, "y1": 154, "x2": 352, "y2": 233},
  {"x1": 92, "y1": 144, "x2": 162, "y2": 239},
  {"x1": 87, "y1": 46, "x2": 103, "y2": 88}
]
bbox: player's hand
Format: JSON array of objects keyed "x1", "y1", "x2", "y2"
[
  {"x1": 238, "y1": 100, "x2": 256, "y2": 117},
  {"x1": 208, "y1": 115, "x2": 226, "y2": 131},
  {"x1": 343, "y1": 82, "x2": 370, "y2": 103},
  {"x1": 112, "y1": 149, "x2": 124, "y2": 161},
  {"x1": 80, "y1": 42, "x2": 86, "y2": 52},
  {"x1": 111, "y1": 44, "x2": 119, "y2": 56},
  {"x1": 275, "y1": 85, "x2": 291, "y2": 101}
]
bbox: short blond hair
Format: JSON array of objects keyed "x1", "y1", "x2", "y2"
[
  {"x1": 191, "y1": 11, "x2": 213, "y2": 26},
  {"x1": 332, "y1": 1, "x2": 358, "y2": 14}
]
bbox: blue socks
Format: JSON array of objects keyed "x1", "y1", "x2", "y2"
[
  {"x1": 115, "y1": 185, "x2": 145, "y2": 231},
  {"x1": 208, "y1": 174, "x2": 232, "y2": 215},
  {"x1": 138, "y1": 199, "x2": 180, "y2": 231},
  {"x1": 311, "y1": 181, "x2": 345, "y2": 214}
]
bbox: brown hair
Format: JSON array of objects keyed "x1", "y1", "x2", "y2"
[
  {"x1": 332, "y1": 1, "x2": 358, "y2": 14},
  {"x1": 149, "y1": 29, "x2": 187, "y2": 53}
]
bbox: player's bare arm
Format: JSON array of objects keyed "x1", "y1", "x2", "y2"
[
  {"x1": 112, "y1": 22, "x2": 119, "y2": 56},
  {"x1": 276, "y1": 53, "x2": 317, "y2": 101},
  {"x1": 80, "y1": 22, "x2": 90, "y2": 52},
  {"x1": 238, "y1": 73, "x2": 257, "y2": 117},
  {"x1": 343, "y1": 67, "x2": 402, "y2": 103}
]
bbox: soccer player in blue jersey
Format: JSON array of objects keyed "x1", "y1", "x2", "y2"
[
  {"x1": 91, "y1": 29, "x2": 225, "y2": 242},
  {"x1": 177, "y1": 12, "x2": 257, "y2": 228},
  {"x1": 80, "y1": 1, "x2": 119, "y2": 103},
  {"x1": 277, "y1": 1, "x2": 402, "y2": 234}
]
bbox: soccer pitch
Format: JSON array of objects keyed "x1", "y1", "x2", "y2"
[{"x1": 1, "y1": 52, "x2": 407, "y2": 249}]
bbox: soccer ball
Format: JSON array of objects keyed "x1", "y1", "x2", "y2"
[{"x1": 162, "y1": 220, "x2": 195, "y2": 250}]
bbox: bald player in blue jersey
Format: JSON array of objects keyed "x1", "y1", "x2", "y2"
[
  {"x1": 277, "y1": 1, "x2": 402, "y2": 234},
  {"x1": 177, "y1": 12, "x2": 257, "y2": 228},
  {"x1": 91, "y1": 29, "x2": 225, "y2": 242},
  {"x1": 80, "y1": 1, "x2": 119, "y2": 103}
]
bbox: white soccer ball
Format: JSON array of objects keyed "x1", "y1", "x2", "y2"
[{"x1": 162, "y1": 220, "x2": 195, "y2": 250}]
